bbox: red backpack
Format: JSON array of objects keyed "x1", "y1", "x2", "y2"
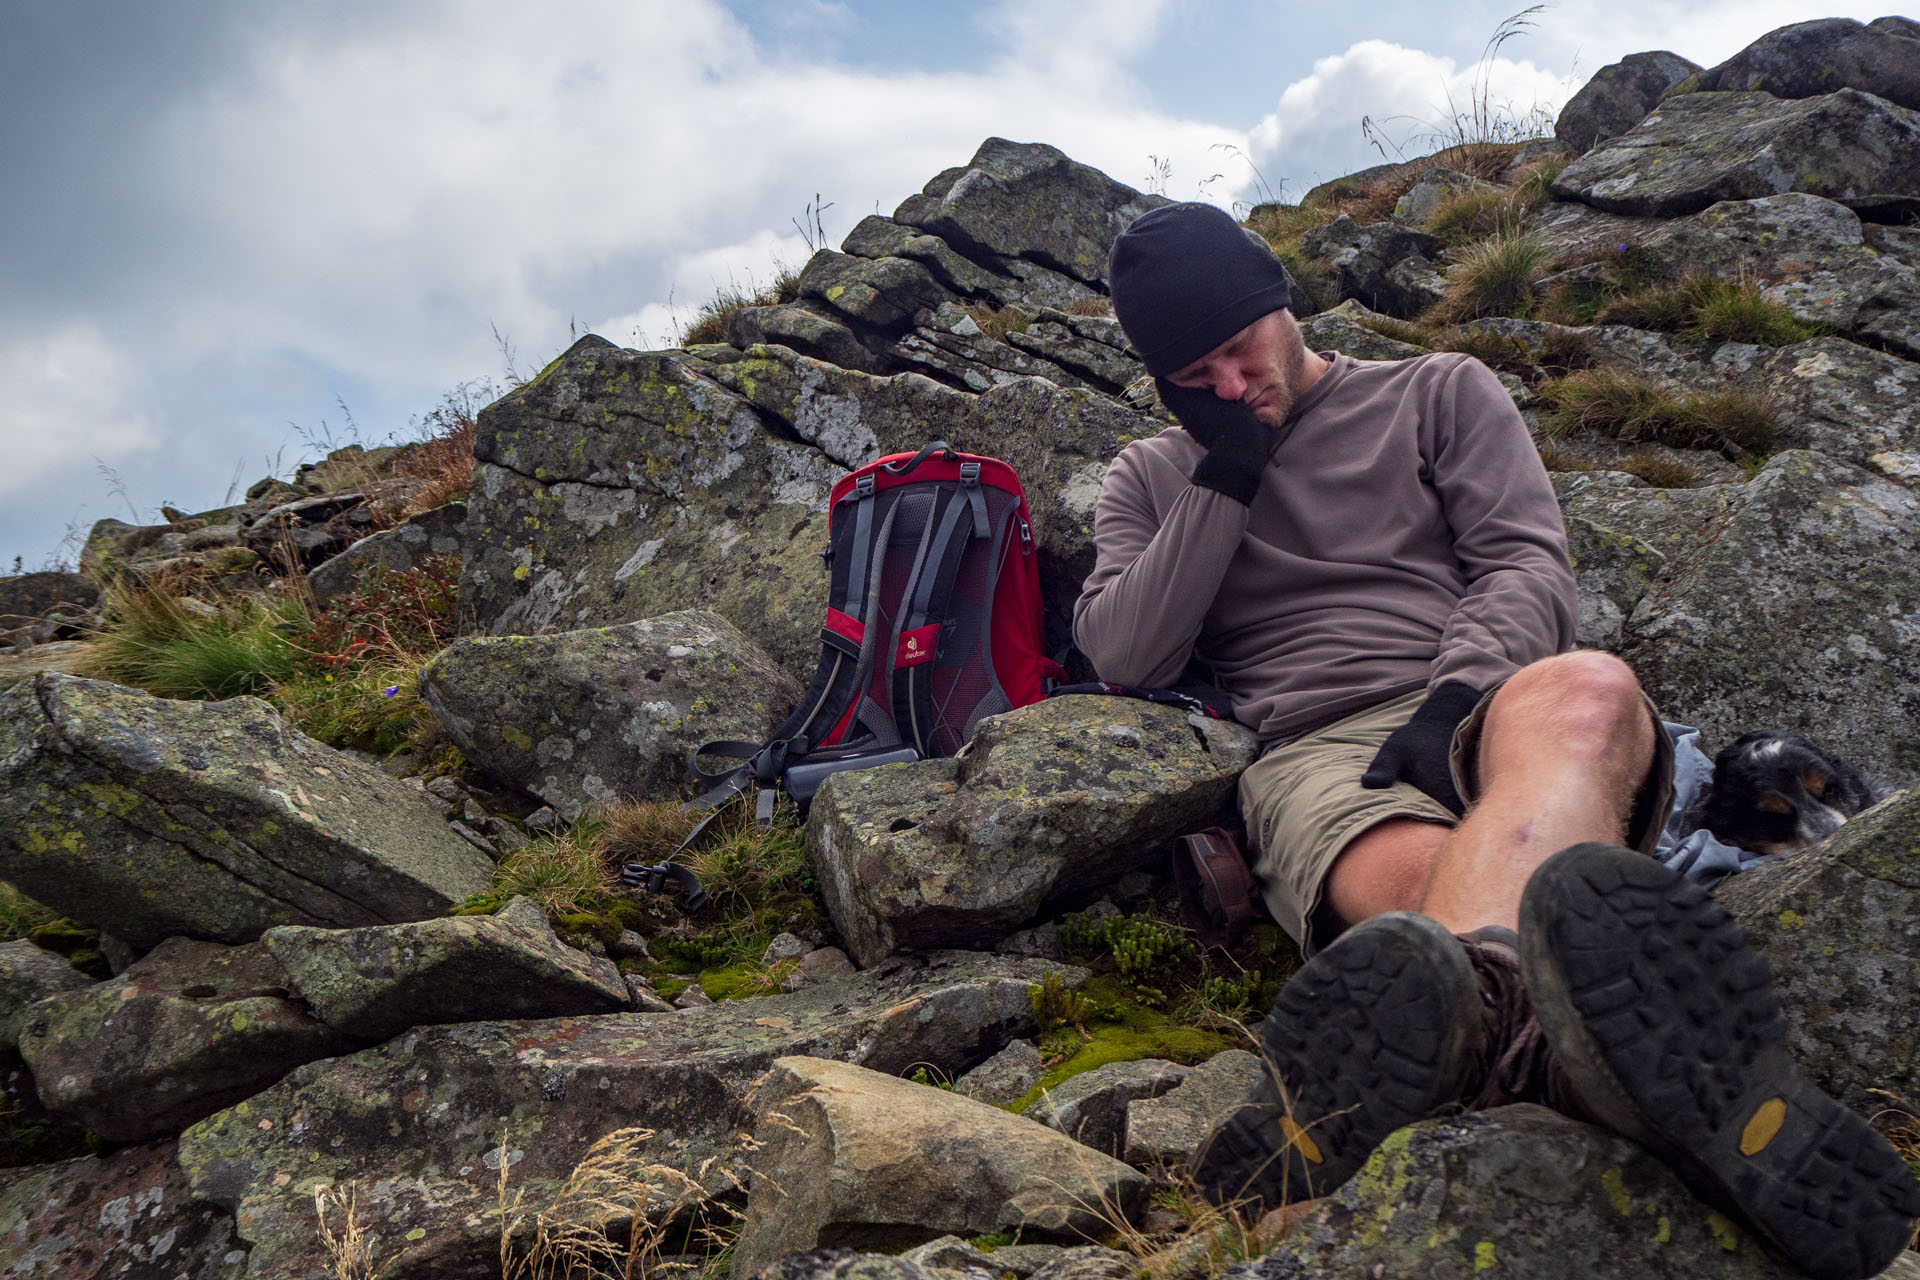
[{"x1": 641, "y1": 442, "x2": 1060, "y2": 870}]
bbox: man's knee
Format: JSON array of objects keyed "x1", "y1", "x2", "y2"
[{"x1": 1483, "y1": 651, "x2": 1652, "y2": 757}]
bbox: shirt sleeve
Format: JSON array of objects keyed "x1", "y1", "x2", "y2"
[
  {"x1": 1071, "y1": 441, "x2": 1252, "y2": 688},
  {"x1": 1427, "y1": 358, "x2": 1578, "y2": 690}
]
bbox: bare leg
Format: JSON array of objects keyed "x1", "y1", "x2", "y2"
[{"x1": 1324, "y1": 651, "x2": 1657, "y2": 935}]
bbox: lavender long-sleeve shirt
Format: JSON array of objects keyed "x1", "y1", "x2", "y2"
[{"x1": 1072, "y1": 351, "x2": 1577, "y2": 743}]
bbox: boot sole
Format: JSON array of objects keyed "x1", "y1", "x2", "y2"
[
  {"x1": 1195, "y1": 910, "x2": 1481, "y2": 1207},
  {"x1": 1520, "y1": 842, "x2": 1920, "y2": 1280}
]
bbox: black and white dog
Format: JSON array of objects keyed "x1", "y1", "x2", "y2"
[{"x1": 1687, "y1": 730, "x2": 1888, "y2": 854}]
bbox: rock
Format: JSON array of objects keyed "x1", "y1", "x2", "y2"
[
  {"x1": 753, "y1": 1252, "x2": 971, "y2": 1280},
  {"x1": 1550, "y1": 90, "x2": 1920, "y2": 220},
  {"x1": 675, "y1": 983, "x2": 715, "y2": 1008},
  {"x1": 1242, "y1": 1106, "x2": 1811, "y2": 1277},
  {"x1": 613, "y1": 929, "x2": 651, "y2": 959},
  {"x1": 1562, "y1": 516, "x2": 1667, "y2": 651},
  {"x1": 954, "y1": 1038, "x2": 1042, "y2": 1104},
  {"x1": 0, "y1": 1143, "x2": 247, "y2": 1279},
  {"x1": 0, "y1": 573, "x2": 98, "y2": 643},
  {"x1": 1691, "y1": 17, "x2": 1920, "y2": 112},
  {"x1": 732, "y1": 1056, "x2": 1147, "y2": 1278},
  {"x1": 1554, "y1": 51, "x2": 1701, "y2": 152},
  {"x1": 1124, "y1": 1048, "x2": 1266, "y2": 1170},
  {"x1": 263, "y1": 896, "x2": 629, "y2": 1042},
  {"x1": 17, "y1": 936, "x2": 353, "y2": 1142},
  {"x1": 240, "y1": 490, "x2": 378, "y2": 572},
  {"x1": 459, "y1": 337, "x2": 843, "y2": 676},
  {"x1": 901, "y1": 1236, "x2": 1001, "y2": 1275},
  {"x1": 0, "y1": 940, "x2": 91, "y2": 1053},
  {"x1": 797, "y1": 251, "x2": 953, "y2": 333},
  {"x1": 0, "y1": 674, "x2": 495, "y2": 949},
  {"x1": 1004, "y1": 1246, "x2": 1138, "y2": 1280},
  {"x1": 996, "y1": 920, "x2": 1066, "y2": 961},
  {"x1": 893, "y1": 138, "x2": 1165, "y2": 288},
  {"x1": 763, "y1": 932, "x2": 812, "y2": 964},
  {"x1": 1706, "y1": 337, "x2": 1920, "y2": 483},
  {"x1": 1392, "y1": 167, "x2": 1495, "y2": 224},
  {"x1": 1607, "y1": 452, "x2": 1920, "y2": 787},
  {"x1": 1029, "y1": 1057, "x2": 1192, "y2": 1157},
  {"x1": 1533, "y1": 193, "x2": 1920, "y2": 360},
  {"x1": 1713, "y1": 787, "x2": 1920, "y2": 1114},
  {"x1": 420, "y1": 611, "x2": 798, "y2": 819},
  {"x1": 629, "y1": 980, "x2": 676, "y2": 1013},
  {"x1": 732, "y1": 302, "x2": 884, "y2": 374},
  {"x1": 178, "y1": 951, "x2": 1084, "y2": 1280},
  {"x1": 842, "y1": 215, "x2": 1068, "y2": 313},
  {"x1": 807, "y1": 696, "x2": 1257, "y2": 966},
  {"x1": 304, "y1": 500, "x2": 464, "y2": 607},
  {"x1": 1295, "y1": 217, "x2": 1448, "y2": 319},
  {"x1": 784, "y1": 945, "x2": 857, "y2": 991},
  {"x1": 79, "y1": 511, "x2": 257, "y2": 586},
  {"x1": 1295, "y1": 300, "x2": 1426, "y2": 362}
]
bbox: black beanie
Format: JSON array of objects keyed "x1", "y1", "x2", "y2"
[{"x1": 1107, "y1": 202, "x2": 1294, "y2": 377}]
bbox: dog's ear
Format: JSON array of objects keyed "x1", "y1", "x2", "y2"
[
  {"x1": 1802, "y1": 767, "x2": 1828, "y2": 799},
  {"x1": 1759, "y1": 791, "x2": 1793, "y2": 815}
]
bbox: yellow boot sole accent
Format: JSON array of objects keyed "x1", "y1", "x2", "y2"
[
  {"x1": 1740, "y1": 1098, "x2": 1787, "y2": 1156},
  {"x1": 1280, "y1": 1115, "x2": 1324, "y2": 1164}
]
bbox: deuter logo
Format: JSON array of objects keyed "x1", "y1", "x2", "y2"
[{"x1": 906, "y1": 638, "x2": 919, "y2": 651}]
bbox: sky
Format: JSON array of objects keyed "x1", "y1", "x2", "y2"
[{"x1": 1, "y1": 0, "x2": 1907, "y2": 570}]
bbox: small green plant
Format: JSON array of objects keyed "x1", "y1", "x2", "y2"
[
  {"x1": 1538, "y1": 369, "x2": 1775, "y2": 453},
  {"x1": 1029, "y1": 971, "x2": 1096, "y2": 1039},
  {"x1": 1432, "y1": 227, "x2": 1551, "y2": 322},
  {"x1": 908, "y1": 1064, "x2": 956, "y2": 1090},
  {"x1": 1681, "y1": 278, "x2": 1825, "y2": 346},
  {"x1": 0, "y1": 883, "x2": 58, "y2": 943},
  {"x1": 475, "y1": 826, "x2": 617, "y2": 918},
  {"x1": 1423, "y1": 188, "x2": 1512, "y2": 247},
  {"x1": 1197, "y1": 969, "x2": 1263, "y2": 1019}
]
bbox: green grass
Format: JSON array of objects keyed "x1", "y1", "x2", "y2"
[
  {"x1": 1620, "y1": 448, "x2": 1701, "y2": 488},
  {"x1": 1539, "y1": 369, "x2": 1776, "y2": 453},
  {"x1": 1433, "y1": 227, "x2": 1551, "y2": 323},
  {"x1": 0, "y1": 883, "x2": 59, "y2": 943},
  {"x1": 74, "y1": 584, "x2": 304, "y2": 700},
  {"x1": 274, "y1": 660, "x2": 435, "y2": 755},
  {"x1": 1423, "y1": 188, "x2": 1512, "y2": 247}
]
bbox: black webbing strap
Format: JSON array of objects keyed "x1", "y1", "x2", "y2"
[
  {"x1": 880, "y1": 441, "x2": 958, "y2": 474},
  {"x1": 840, "y1": 474, "x2": 878, "y2": 623},
  {"x1": 897, "y1": 485, "x2": 1002, "y2": 755}
]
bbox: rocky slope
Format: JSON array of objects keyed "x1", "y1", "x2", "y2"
[{"x1": 1, "y1": 14, "x2": 1920, "y2": 1280}]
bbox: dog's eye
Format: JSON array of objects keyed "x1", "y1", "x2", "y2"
[
  {"x1": 1759, "y1": 792, "x2": 1794, "y2": 815},
  {"x1": 1803, "y1": 768, "x2": 1827, "y2": 798}
]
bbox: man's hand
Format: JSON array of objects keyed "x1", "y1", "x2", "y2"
[
  {"x1": 1155, "y1": 378, "x2": 1272, "y2": 507},
  {"x1": 1360, "y1": 681, "x2": 1484, "y2": 815}
]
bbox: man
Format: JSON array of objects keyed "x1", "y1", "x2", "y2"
[{"x1": 1074, "y1": 201, "x2": 1917, "y2": 1280}]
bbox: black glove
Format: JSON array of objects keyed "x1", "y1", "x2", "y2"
[
  {"x1": 1154, "y1": 378, "x2": 1272, "y2": 507},
  {"x1": 1360, "y1": 681, "x2": 1483, "y2": 815}
]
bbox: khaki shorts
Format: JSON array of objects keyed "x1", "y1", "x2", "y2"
[{"x1": 1240, "y1": 681, "x2": 1674, "y2": 955}]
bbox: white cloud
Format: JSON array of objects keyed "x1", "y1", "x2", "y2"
[
  {"x1": 0, "y1": 325, "x2": 157, "y2": 502},
  {"x1": 1249, "y1": 39, "x2": 1574, "y2": 198}
]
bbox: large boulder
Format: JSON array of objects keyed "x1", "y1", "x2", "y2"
[
  {"x1": 1599, "y1": 452, "x2": 1920, "y2": 786},
  {"x1": 1555, "y1": 50, "x2": 1701, "y2": 152},
  {"x1": 892, "y1": 138, "x2": 1166, "y2": 288},
  {"x1": 1551, "y1": 90, "x2": 1920, "y2": 220},
  {"x1": 0, "y1": 673, "x2": 495, "y2": 948},
  {"x1": 807, "y1": 697, "x2": 1258, "y2": 966},
  {"x1": 17, "y1": 936, "x2": 353, "y2": 1142},
  {"x1": 1532, "y1": 193, "x2": 1920, "y2": 359},
  {"x1": 262, "y1": 896, "x2": 630, "y2": 1042},
  {"x1": 1708, "y1": 337, "x2": 1920, "y2": 483},
  {"x1": 459, "y1": 337, "x2": 843, "y2": 676},
  {"x1": 1241, "y1": 1106, "x2": 1826, "y2": 1278},
  {"x1": 0, "y1": 1142, "x2": 246, "y2": 1279},
  {"x1": 304, "y1": 500, "x2": 464, "y2": 607},
  {"x1": 1714, "y1": 787, "x2": 1920, "y2": 1114},
  {"x1": 419, "y1": 611, "x2": 799, "y2": 818},
  {"x1": 1690, "y1": 17, "x2": 1920, "y2": 112},
  {"x1": 732, "y1": 1056, "x2": 1148, "y2": 1278},
  {"x1": 178, "y1": 951, "x2": 1084, "y2": 1280}
]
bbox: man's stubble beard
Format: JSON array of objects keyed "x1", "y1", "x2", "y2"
[{"x1": 1253, "y1": 331, "x2": 1308, "y2": 428}]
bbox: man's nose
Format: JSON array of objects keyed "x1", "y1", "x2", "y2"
[{"x1": 1212, "y1": 368, "x2": 1245, "y2": 400}]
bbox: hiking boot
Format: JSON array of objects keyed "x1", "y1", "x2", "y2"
[
  {"x1": 1519, "y1": 842, "x2": 1920, "y2": 1280},
  {"x1": 1193, "y1": 910, "x2": 1484, "y2": 1208}
]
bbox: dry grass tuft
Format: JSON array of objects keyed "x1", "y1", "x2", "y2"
[
  {"x1": 680, "y1": 265, "x2": 801, "y2": 347},
  {"x1": 1619, "y1": 448, "x2": 1701, "y2": 489},
  {"x1": 314, "y1": 1184, "x2": 382, "y2": 1280},
  {"x1": 1430, "y1": 227, "x2": 1552, "y2": 324},
  {"x1": 1538, "y1": 368, "x2": 1775, "y2": 453}
]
